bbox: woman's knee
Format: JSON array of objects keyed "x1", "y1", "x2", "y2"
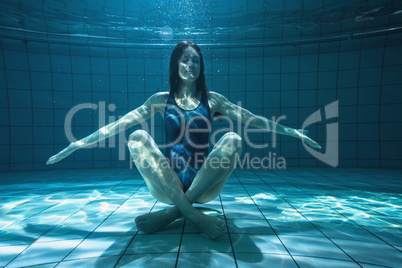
[
  {"x1": 220, "y1": 132, "x2": 243, "y2": 154},
  {"x1": 128, "y1": 129, "x2": 151, "y2": 150}
]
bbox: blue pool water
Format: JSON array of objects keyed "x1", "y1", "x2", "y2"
[{"x1": 0, "y1": 0, "x2": 401, "y2": 267}]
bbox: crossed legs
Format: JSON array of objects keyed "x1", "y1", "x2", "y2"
[{"x1": 127, "y1": 130, "x2": 242, "y2": 239}]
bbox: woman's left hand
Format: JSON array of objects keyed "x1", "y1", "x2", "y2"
[{"x1": 295, "y1": 129, "x2": 322, "y2": 149}]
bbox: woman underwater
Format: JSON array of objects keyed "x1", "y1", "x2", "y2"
[{"x1": 47, "y1": 41, "x2": 321, "y2": 240}]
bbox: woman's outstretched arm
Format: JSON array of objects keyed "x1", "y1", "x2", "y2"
[
  {"x1": 210, "y1": 92, "x2": 321, "y2": 149},
  {"x1": 46, "y1": 92, "x2": 167, "y2": 165}
]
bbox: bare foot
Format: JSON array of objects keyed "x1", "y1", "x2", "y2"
[
  {"x1": 189, "y1": 210, "x2": 226, "y2": 240},
  {"x1": 135, "y1": 208, "x2": 179, "y2": 234}
]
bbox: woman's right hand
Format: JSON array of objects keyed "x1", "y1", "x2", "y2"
[{"x1": 46, "y1": 142, "x2": 80, "y2": 165}]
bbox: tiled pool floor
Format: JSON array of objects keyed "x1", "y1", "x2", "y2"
[{"x1": 0, "y1": 168, "x2": 401, "y2": 267}]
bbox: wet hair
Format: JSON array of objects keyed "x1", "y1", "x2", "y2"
[
  {"x1": 169, "y1": 41, "x2": 207, "y2": 95},
  {"x1": 168, "y1": 41, "x2": 223, "y2": 120}
]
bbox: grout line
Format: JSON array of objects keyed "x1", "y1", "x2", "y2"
[
  {"x1": 355, "y1": 38, "x2": 362, "y2": 167},
  {"x1": 113, "y1": 229, "x2": 140, "y2": 268},
  {"x1": 88, "y1": 45, "x2": 94, "y2": 169},
  {"x1": 254, "y1": 168, "x2": 363, "y2": 266},
  {"x1": 295, "y1": 167, "x2": 402, "y2": 250},
  {"x1": 25, "y1": 41, "x2": 34, "y2": 170},
  {"x1": 174, "y1": 217, "x2": 186, "y2": 268},
  {"x1": 219, "y1": 193, "x2": 239, "y2": 268},
  {"x1": 60, "y1": 180, "x2": 148, "y2": 265},
  {"x1": 232, "y1": 170, "x2": 301, "y2": 268},
  {"x1": 47, "y1": 41, "x2": 57, "y2": 172},
  {"x1": 5, "y1": 172, "x2": 145, "y2": 266},
  {"x1": 0, "y1": 39, "x2": 12, "y2": 173},
  {"x1": 2, "y1": 168, "x2": 401, "y2": 267},
  {"x1": 265, "y1": 167, "x2": 401, "y2": 264},
  {"x1": 2, "y1": 182, "x2": 101, "y2": 231},
  {"x1": 302, "y1": 167, "x2": 401, "y2": 222},
  {"x1": 378, "y1": 35, "x2": 388, "y2": 169},
  {"x1": 107, "y1": 46, "x2": 112, "y2": 169}
]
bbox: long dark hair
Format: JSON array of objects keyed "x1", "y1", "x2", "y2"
[{"x1": 169, "y1": 41, "x2": 208, "y2": 95}]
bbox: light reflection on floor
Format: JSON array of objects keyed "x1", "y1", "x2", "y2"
[{"x1": 0, "y1": 168, "x2": 401, "y2": 267}]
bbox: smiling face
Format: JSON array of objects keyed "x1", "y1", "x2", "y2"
[{"x1": 178, "y1": 46, "x2": 201, "y2": 83}]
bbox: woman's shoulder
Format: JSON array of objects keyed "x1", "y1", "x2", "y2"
[
  {"x1": 206, "y1": 91, "x2": 230, "y2": 112},
  {"x1": 207, "y1": 91, "x2": 228, "y2": 102},
  {"x1": 207, "y1": 90, "x2": 222, "y2": 98},
  {"x1": 146, "y1": 91, "x2": 170, "y2": 104}
]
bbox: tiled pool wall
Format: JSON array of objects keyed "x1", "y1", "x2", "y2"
[{"x1": 0, "y1": 33, "x2": 402, "y2": 172}]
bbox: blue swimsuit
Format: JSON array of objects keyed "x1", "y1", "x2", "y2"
[{"x1": 164, "y1": 91, "x2": 211, "y2": 192}]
